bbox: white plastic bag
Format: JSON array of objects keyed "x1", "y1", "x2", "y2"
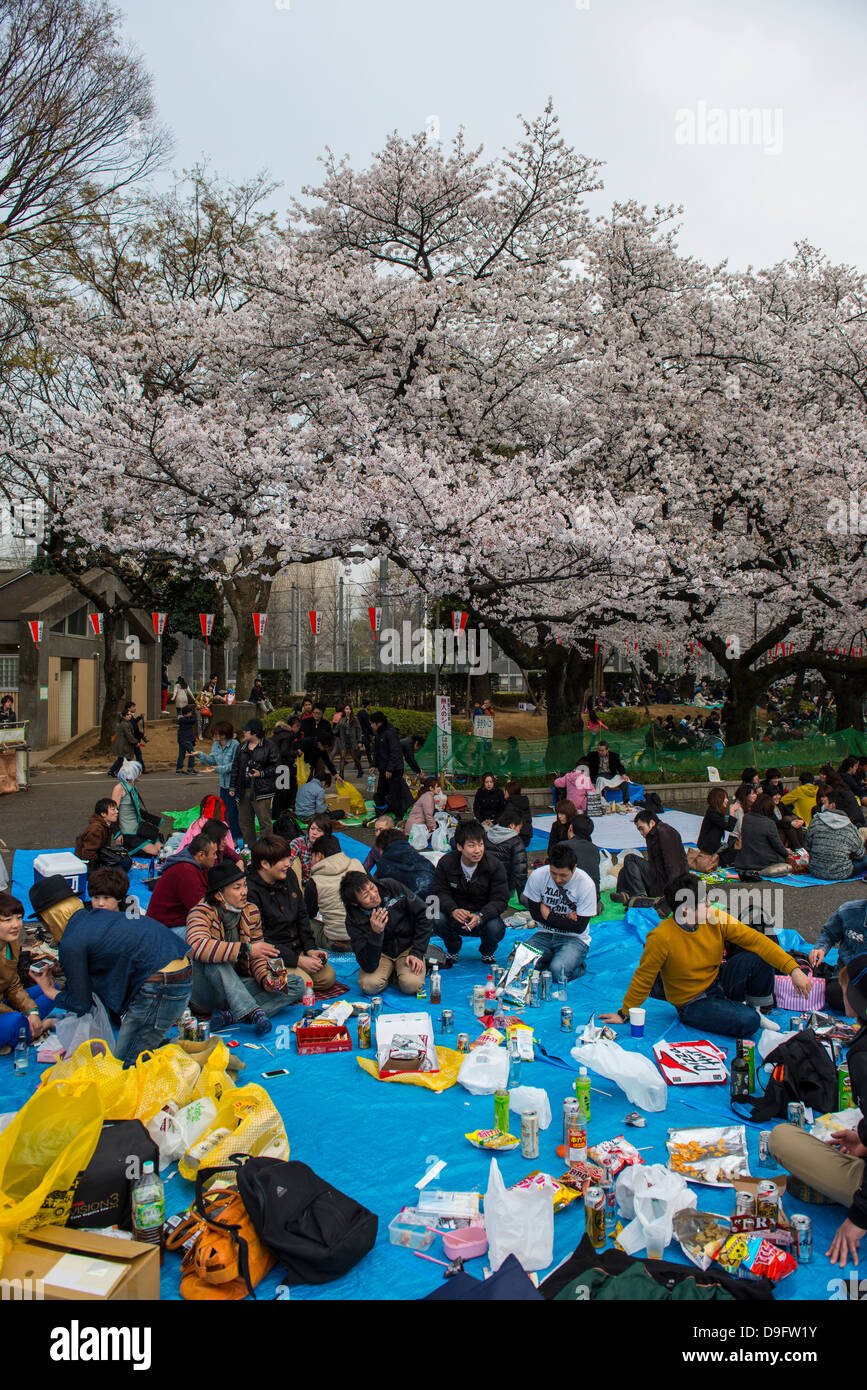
[
  {"x1": 55, "y1": 994, "x2": 115, "y2": 1057},
  {"x1": 146, "y1": 1095, "x2": 218, "y2": 1165},
  {"x1": 408, "y1": 823, "x2": 431, "y2": 851},
  {"x1": 485, "y1": 1157, "x2": 554, "y2": 1272},
  {"x1": 570, "y1": 1038, "x2": 667, "y2": 1112},
  {"x1": 457, "y1": 1044, "x2": 509, "y2": 1095},
  {"x1": 599, "y1": 853, "x2": 619, "y2": 892},
  {"x1": 508, "y1": 1086, "x2": 552, "y2": 1129},
  {"x1": 615, "y1": 1163, "x2": 696, "y2": 1256},
  {"x1": 430, "y1": 824, "x2": 452, "y2": 853}
]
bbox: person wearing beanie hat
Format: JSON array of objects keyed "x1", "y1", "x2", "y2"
[
  {"x1": 229, "y1": 720, "x2": 279, "y2": 846},
  {"x1": 185, "y1": 857, "x2": 303, "y2": 1036},
  {"x1": 28, "y1": 883, "x2": 192, "y2": 1066},
  {"x1": 810, "y1": 897, "x2": 867, "y2": 1013},
  {"x1": 770, "y1": 953, "x2": 867, "y2": 1267}
]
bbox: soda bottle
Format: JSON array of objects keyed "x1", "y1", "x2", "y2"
[
  {"x1": 574, "y1": 1066, "x2": 591, "y2": 1123},
  {"x1": 430, "y1": 964, "x2": 441, "y2": 1005},
  {"x1": 13, "y1": 1026, "x2": 29, "y2": 1075},
  {"x1": 131, "y1": 1160, "x2": 165, "y2": 1252},
  {"x1": 302, "y1": 979, "x2": 315, "y2": 1009},
  {"x1": 483, "y1": 973, "x2": 496, "y2": 1020},
  {"x1": 507, "y1": 1035, "x2": 522, "y2": 1087}
]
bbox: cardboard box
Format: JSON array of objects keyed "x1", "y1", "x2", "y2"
[
  {"x1": 1, "y1": 1225, "x2": 160, "y2": 1300},
  {"x1": 730, "y1": 1175, "x2": 794, "y2": 1247},
  {"x1": 324, "y1": 794, "x2": 352, "y2": 814}
]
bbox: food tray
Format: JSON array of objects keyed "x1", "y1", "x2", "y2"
[
  {"x1": 294, "y1": 1023, "x2": 353, "y2": 1054},
  {"x1": 666, "y1": 1125, "x2": 749, "y2": 1187}
]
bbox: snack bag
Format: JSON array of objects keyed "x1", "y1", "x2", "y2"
[
  {"x1": 465, "y1": 1128, "x2": 521, "y2": 1151},
  {"x1": 587, "y1": 1135, "x2": 644, "y2": 1176},
  {"x1": 511, "y1": 1171, "x2": 580, "y2": 1213},
  {"x1": 558, "y1": 1161, "x2": 605, "y2": 1194},
  {"x1": 506, "y1": 1023, "x2": 535, "y2": 1061},
  {"x1": 673, "y1": 1209, "x2": 732, "y2": 1271},
  {"x1": 470, "y1": 1028, "x2": 504, "y2": 1050},
  {"x1": 717, "y1": 1233, "x2": 796, "y2": 1283}
]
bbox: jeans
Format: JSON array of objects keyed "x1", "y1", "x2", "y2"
[
  {"x1": 190, "y1": 959, "x2": 302, "y2": 1021},
  {"x1": 850, "y1": 856, "x2": 867, "y2": 876},
  {"x1": 0, "y1": 985, "x2": 54, "y2": 1047},
  {"x1": 676, "y1": 950, "x2": 775, "y2": 1039},
  {"x1": 522, "y1": 929, "x2": 589, "y2": 981},
  {"x1": 438, "y1": 913, "x2": 507, "y2": 958},
  {"x1": 237, "y1": 790, "x2": 272, "y2": 846},
  {"x1": 176, "y1": 742, "x2": 196, "y2": 772},
  {"x1": 616, "y1": 853, "x2": 656, "y2": 898},
  {"x1": 221, "y1": 786, "x2": 241, "y2": 843},
  {"x1": 115, "y1": 974, "x2": 192, "y2": 1066}
]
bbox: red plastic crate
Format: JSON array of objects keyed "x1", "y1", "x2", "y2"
[{"x1": 294, "y1": 1023, "x2": 353, "y2": 1054}]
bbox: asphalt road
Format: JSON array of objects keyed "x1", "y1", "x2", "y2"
[{"x1": 4, "y1": 765, "x2": 866, "y2": 945}]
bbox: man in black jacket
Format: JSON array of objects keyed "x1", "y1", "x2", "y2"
[
  {"x1": 613, "y1": 808, "x2": 689, "y2": 906},
  {"x1": 484, "y1": 810, "x2": 529, "y2": 896},
  {"x1": 432, "y1": 819, "x2": 510, "y2": 963},
  {"x1": 371, "y1": 711, "x2": 412, "y2": 817},
  {"x1": 245, "y1": 834, "x2": 336, "y2": 992},
  {"x1": 400, "y1": 733, "x2": 424, "y2": 775},
  {"x1": 586, "y1": 741, "x2": 631, "y2": 803},
  {"x1": 340, "y1": 872, "x2": 431, "y2": 994},
  {"x1": 357, "y1": 699, "x2": 373, "y2": 763},
  {"x1": 230, "y1": 719, "x2": 279, "y2": 844}
]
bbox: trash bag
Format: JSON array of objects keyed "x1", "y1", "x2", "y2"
[
  {"x1": 132, "y1": 1044, "x2": 202, "y2": 1123},
  {"x1": 0, "y1": 1079, "x2": 104, "y2": 1272},
  {"x1": 40, "y1": 1040, "x2": 140, "y2": 1121},
  {"x1": 570, "y1": 1038, "x2": 667, "y2": 1112},
  {"x1": 458, "y1": 1045, "x2": 510, "y2": 1096},
  {"x1": 484, "y1": 1157, "x2": 554, "y2": 1272},
  {"x1": 408, "y1": 823, "x2": 431, "y2": 851},
  {"x1": 430, "y1": 823, "x2": 452, "y2": 853},
  {"x1": 177, "y1": 1084, "x2": 289, "y2": 1183},
  {"x1": 614, "y1": 1163, "x2": 696, "y2": 1257},
  {"x1": 335, "y1": 777, "x2": 366, "y2": 816},
  {"x1": 508, "y1": 1086, "x2": 552, "y2": 1129},
  {"x1": 146, "y1": 1096, "x2": 218, "y2": 1166},
  {"x1": 54, "y1": 995, "x2": 115, "y2": 1057}
]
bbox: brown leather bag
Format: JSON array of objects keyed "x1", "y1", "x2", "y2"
[
  {"x1": 686, "y1": 847, "x2": 720, "y2": 873},
  {"x1": 444, "y1": 794, "x2": 468, "y2": 813},
  {"x1": 166, "y1": 1161, "x2": 276, "y2": 1300}
]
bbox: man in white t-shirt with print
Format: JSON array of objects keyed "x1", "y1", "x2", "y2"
[{"x1": 520, "y1": 842, "x2": 597, "y2": 980}]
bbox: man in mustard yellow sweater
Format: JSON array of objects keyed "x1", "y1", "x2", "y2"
[{"x1": 600, "y1": 874, "x2": 811, "y2": 1039}]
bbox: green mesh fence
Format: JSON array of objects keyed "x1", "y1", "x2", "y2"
[{"x1": 417, "y1": 727, "x2": 867, "y2": 782}]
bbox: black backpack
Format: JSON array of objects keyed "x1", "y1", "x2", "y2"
[
  {"x1": 274, "y1": 809, "x2": 304, "y2": 842},
  {"x1": 237, "y1": 1157, "x2": 378, "y2": 1285},
  {"x1": 732, "y1": 1028, "x2": 838, "y2": 1122},
  {"x1": 67, "y1": 1120, "x2": 159, "y2": 1229}
]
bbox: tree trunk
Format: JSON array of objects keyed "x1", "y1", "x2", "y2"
[
  {"x1": 98, "y1": 610, "x2": 126, "y2": 752},
  {"x1": 821, "y1": 671, "x2": 866, "y2": 732},
  {"x1": 721, "y1": 663, "x2": 765, "y2": 747},
  {"x1": 222, "y1": 574, "x2": 273, "y2": 702}
]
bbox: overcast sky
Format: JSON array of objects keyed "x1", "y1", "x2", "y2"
[{"x1": 120, "y1": 0, "x2": 866, "y2": 273}]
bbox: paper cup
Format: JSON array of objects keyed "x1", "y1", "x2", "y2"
[{"x1": 629, "y1": 1007, "x2": 646, "y2": 1038}]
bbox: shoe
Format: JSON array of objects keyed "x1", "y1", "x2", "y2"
[
  {"x1": 175, "y1": 770, "x2": 185, "y2": 776},
  {"x1": 480, "y1": 954, "x2": 497, "y2": 965},
  {"x1": 757, "y1": 1015, "x2": 781, "y2": 1032},
  {"x1": 627, "y1": 895, "x2": 658, "y2": 910},
  {"x1": 445, "y1": 951, "x2": 460, "y2": 965},
  {"x1": 209, "y1": 1009, "x2": 237, "y2": 1032},
  {"x1": 249, "y1": 1008, "x2": 272, "y2": 1036},
  {"x1": 610, "y1": 891, "x2": 630, "y2": 905}
]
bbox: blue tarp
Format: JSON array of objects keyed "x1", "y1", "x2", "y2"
[{"x1": 0, "y1": 850, "x2": 861, "y2": 1301}]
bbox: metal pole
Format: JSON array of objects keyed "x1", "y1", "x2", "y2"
[
  {"x1": 338, "y1": 576, "x2": 344, "y2": 673},
  {"x1": 379, "y1": 555, "x2": 388, "y2": 672}
]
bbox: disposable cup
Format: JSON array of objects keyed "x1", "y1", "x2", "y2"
[{"x1": 629, "y1": 1007, "x2": 646, "y2": 1038}]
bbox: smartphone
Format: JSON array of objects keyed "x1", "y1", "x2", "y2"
[{"x1": 262, "y1": 1068, "x2": 290, "y2": 1078}]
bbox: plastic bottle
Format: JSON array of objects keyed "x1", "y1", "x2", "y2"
[
  {"x1": 507, "y1": 1036, "x2": 522, "y2": 1088},
  {"x1": 13, "y1": 1026, "x2": 29, "y2": 1075},
  {"x1": 484, "y1": 973, "x2": 496, "y2": 1010},
  {"x1": 574, "y1": 1066, "x2": 592, "y2": 1123},
  {"x1": 555, "y1": 968, "x2": 568, "y2": 1002},
  {"x1": 131, "y1": 1160, "x2": 165, "y2": 1250},
  {"x1": 366, "y1": 770, "x2": 377, "y2": 795},
  {"x1": 430, "y1": 964, "x2": 441, "y2": 1005},
  {"x1": 302, "y1": 979, "x2": 315, "y2": 1009}
]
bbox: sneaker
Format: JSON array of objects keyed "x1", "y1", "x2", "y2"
[
  {"x1": 445, "y1": 951, "x2": 461, "y2": 965},
  {"x1": 249, "y1": 1008, "x2": 272, "y2": 1036},
  {"x1": 609, "y1": 891, "x2": 630, "y2": 905},
  {"x1": 627, "y1": 895, "x2": 659, "y2": 910},
  {"x1": 175, "y1": 770, "x2": 185, "y2": 776},
  {"x1": 480, "y1": 954, "x2": 497, "y2": 965},
  {"x1": 209, "y1": 1009, "x2": 237, "y2": 1032}
]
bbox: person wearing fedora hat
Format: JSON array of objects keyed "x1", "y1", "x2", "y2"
[
  {"x1": 185, "y1": 859, "x2": 303, "y2": 1035},
  {"x1": 770, "y1": 953, "x2": 867, "y2": 1268},
  {"x1": 28, "y1": 876, "x2": 192, "y2": 1066},
  {"x1": 229, "y1": 720, "x2": 279, "y2": 846}
]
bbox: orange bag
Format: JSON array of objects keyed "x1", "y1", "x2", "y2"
[{"x1": 166, "y1": 1161, "x2": 275, "y2": 1300}]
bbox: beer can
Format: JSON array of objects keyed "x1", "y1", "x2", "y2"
[
  {"x1": 494, "y1": 1089, "x2": 510, "y2": 1133},
  {"x1": 791, "y1": 1213, "x2": 812, "y2": 1263},
  {"x1": 357, "y1": 1014, "x2": 371, "y2": 1049},
  {"x1": 791, "y1": 1014, "x2": 808, "y2": 1032},
  {"x1": 541, "y1": 971, "x2": 553, "y2": 1000},
  {"x1": 456, "y1": 1032, "x2": 471, "y2": 1053},
  {"x1": 440, "y1": 1009, "x2": 454, "y2": 1033},
  {"x1": 584, "y1": 1185, "x2": 606, "y2": 1250},
  {"x1": 838, "y1": 1064, "x2": 853, "y2": 1110},
  {"x1": 756, "y1": 1180, "x2": 779, "y2": 1223},
  {"x1": 369, "y1": 996, "x2": 382, "y2": 1018},
  {"x1": 521, "y1": 1110, "x2": 540, "y2": 1159},
  {"x1": 560, "y1": 1006, "x2": 573, "y2": 1032},
  {"x1": 473, "y1": 985, "x2": 486, "y2": 1019},
  {"x1": 758, "y1": 1130, "x2": 773, "y2": 1167},
  {"x1": 787, "y1": 1101, "x2": 807, "y2": 1129},
  {"x1": 197, "y1": 1020, "x2": 210, "y2": 1043},
  {"x1": 735, "y1": 1190, "x2": 755, "y2": 1217}
]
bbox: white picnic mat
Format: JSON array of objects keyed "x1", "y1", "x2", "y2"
[{"x1": 532, "y1": 808, "x2": 704, "y2": 854}]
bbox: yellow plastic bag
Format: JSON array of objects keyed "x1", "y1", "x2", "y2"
[
  {"x1": 178, "y1": 1083, "x2": 289, "y2": 1183},
  {"x1": 296, "y1": 754, "x2": 310, "y2": 788},
  {"x1": 0, "y1": 1080, "x2": 104, "y2": 1274},
  {"x1": 189, "y1": 1039, "x2": 236, "y2": 1105},
  {"x1": 133, "y1": 1044, "x2": 202, "y2": 1123},
  {"x1": 335, "y1": 776, "x2": 366, "y2": 816},
  {"x1": 356, "y1": 1046, "x2": 464, "y2": 1092},
  {"x1": 40, "y1": 1040, "x2": 140, "y2": 1120}
]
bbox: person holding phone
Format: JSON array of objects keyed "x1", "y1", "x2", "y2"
[{"x1": 340, "y1": 872, "x2": 431, "y2": 995}]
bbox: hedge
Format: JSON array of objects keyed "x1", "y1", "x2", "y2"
[
  {"x1": 305, "y1": 670, "x2": 489, "y2": 711},
  {"x1": 263, "y1": 705, "x2": 472, "y2": 740}
]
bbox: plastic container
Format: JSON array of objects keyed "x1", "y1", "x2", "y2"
[
  {"x1": 389, "y1": 1207, "x2": 435, "y2": 1250},
  {"x1": 294, "y1": 1023, "x2": 353, "y2": 1054},
  {"x1": 442, "y1": 1225, "x2": 488, "y2": 1260}
]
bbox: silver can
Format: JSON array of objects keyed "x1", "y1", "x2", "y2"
[
  {"x1": 540, "y1": 970, "x2": 553, "y2": 1001},
  {"x1": 440, "y1": 1009, "x2": 454, "y2": 1033},
  {"x1": 473, "y1": 984, "x2": 487, "y2": 1019},
  {"x1": 787, "y1": 1101, "x2": 807, "y2": 1129},
  {"x1": 369, "y1": 996, "x2": 382, "y2": 1018},
  {"x1": 791, "y1": 1213, "x2": 812, "y2": 1263},
  {"x1": 197, "y1": 1020, "x2": 210, "y2": 1043},
  {"x1": 735, "y1": 1190, "x2": 755, "y2": 1217},
  {"x1": 521, "y1": 1110, "x2": 540, "y2": 1159},
  {"x1": 758, "y1": 1130, "x2": 773, "y2": 1167}
]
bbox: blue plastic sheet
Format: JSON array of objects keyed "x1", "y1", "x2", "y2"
[{"x1": 1, "y1": 851, "x2": 861, "y2": 1301}]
